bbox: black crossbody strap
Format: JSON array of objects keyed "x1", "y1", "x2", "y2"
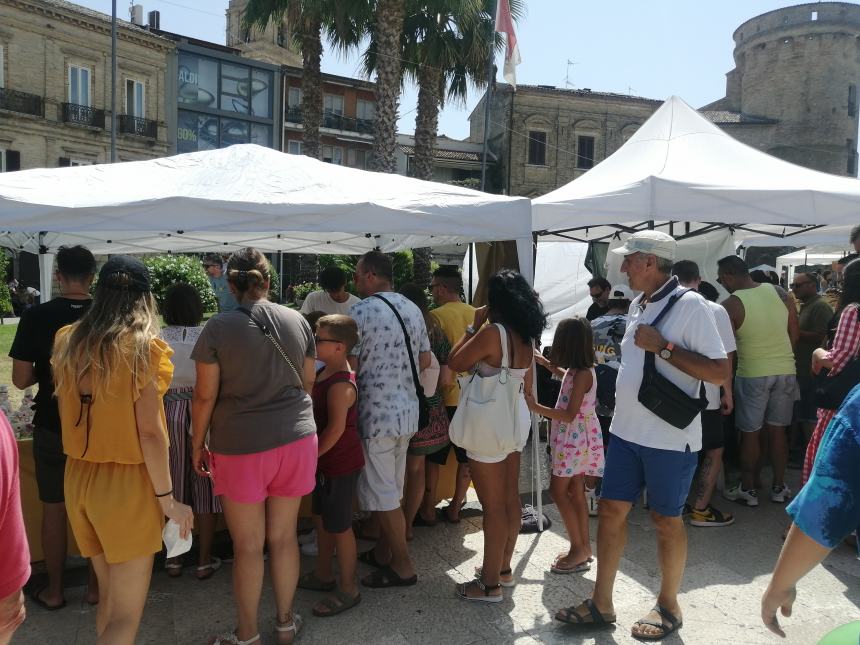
[
  {"x1": 642, "y1": 289, "x2": 706, "y2": 398},
  {"x1": 237, "y1": 307, "x2": 303, "y2": 387},
  {"x1": 371, "y1": 294, "x2": 422, "y2": 395}
]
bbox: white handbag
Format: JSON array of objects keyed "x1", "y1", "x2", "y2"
[{"x1": 449, "y1": 324, "x2": 525, "y2": 458}]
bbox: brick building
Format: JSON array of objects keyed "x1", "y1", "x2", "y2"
[
  {"x1": 0, "y1": 0, "x2": 174, "y2": 172},
  {"x1": 282, "y1": 66, "x2": 376, "y2": 168}
]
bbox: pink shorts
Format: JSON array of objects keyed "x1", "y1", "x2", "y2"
[{"x1": 210, "y1": 434, "x2": 318, "y2": 504}]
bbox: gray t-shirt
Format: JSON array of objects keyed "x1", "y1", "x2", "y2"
[
  {"x1": 191, "y1": 302, "x2": 316, "y2": 455},
  {"x1": 349, "y1": 292, "x2": 430, "y2": 440}
]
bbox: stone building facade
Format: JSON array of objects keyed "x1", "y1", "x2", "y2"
[
  {"x1": 469, "y1": 85, "x2": 661, "y2": 197},
  {"x1": 472, "y1": 2, "x2": 860, "y2": 196},
  {"x1": 703, "y1": 2, "x2": 860, "y2": 177},
  {"x1": 0, "y1": 0, "x2": 174, "y2": 172},
  {"x1": 225, "y1": 0, "x2": 301, "y2": 68}
]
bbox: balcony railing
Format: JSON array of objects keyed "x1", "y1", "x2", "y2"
[
  {"x1": 0, "y1": 88, "x2": 44, "y2": 118},
  {"x1": 118, "y1": 114, "x2": 157, "y2": 139},
  {"x1": 62, "y1": 103, "x2": 105, "y2": 129},
  {"x1": 285, "y1": 107, "x2": 375, "y2": 135},
  {"x1": 323, "y1": 111, "x2": 374, "y2": 135},
  {"x1": 286, "y1": 105, "x2": 302, "y2": 124}
]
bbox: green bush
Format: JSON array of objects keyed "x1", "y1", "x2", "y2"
[
  {"x1": 142, "y1": 255, "x2": 217, "y2": 312},
  {"x1": 0, "y1": 253, "x2": 11, "y2": 315},
  {"x1": 293, "y1": 281, "x2": 319, "y2": 303},
  {"x1": 392, "y1": 250, "x2": 414, "y2": 288},
  {"x1": 268, "y1": 261, "x2": 282, "y2": 302}
]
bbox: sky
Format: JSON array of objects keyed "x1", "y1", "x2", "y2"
[{"x1": 73, "y1": 0, "x2": 828, "y2": 139}]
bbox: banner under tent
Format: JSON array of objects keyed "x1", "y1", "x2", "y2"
[{"x1": 0, "y1": 144, "x2": 534, "y2": 298}]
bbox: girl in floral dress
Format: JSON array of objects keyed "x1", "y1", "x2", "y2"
[{"x1": 528, "y1": 317, "x2": 604, "y2": 573}]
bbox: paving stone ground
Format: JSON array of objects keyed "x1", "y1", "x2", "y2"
[{"x1": 15, "y1": 442, "x2": 860, "y2": 644}]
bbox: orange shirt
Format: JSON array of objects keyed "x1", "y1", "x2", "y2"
[{"x1": 54, "y1": 327, "x2": 173, "y2": 464}]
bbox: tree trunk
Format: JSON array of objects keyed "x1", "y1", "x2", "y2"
[
  {"x1": 369, "y1": 0, "x2": 406, "y2": 173},
  {"x1": 301, "y1": 18, "x2": 323, "y2": 160},
  {"x1": 409, "y1": 64, "x2": 443, "y2": 289},
  {"x1": 296, "y1": 19, "x2": 323, "y2": 286},
  {"x1": 410, "y1": 64, "x2": 442, "y2": 181}
]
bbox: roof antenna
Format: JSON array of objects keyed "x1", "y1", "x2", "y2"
[{"x1": 565, "y1": 60, "x2": 578, "y2": 89}]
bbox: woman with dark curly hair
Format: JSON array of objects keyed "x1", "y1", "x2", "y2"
[{"x1": 447, "y1": 269, "x2": 546, "y2": 603}]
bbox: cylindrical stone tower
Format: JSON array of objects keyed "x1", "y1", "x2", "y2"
[{"x1": 726, "y1": 2, "x2": 860, "y2": 176}]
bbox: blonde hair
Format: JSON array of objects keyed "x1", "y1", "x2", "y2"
[
  {"x1": 226, "y1": 247, "x2": 270, "y2": 300},
  {"x1": 317, "y1": 314, "x2": 359, "y2": 351},
  {"x1": 52, "y1": 283, "x2": 161, "y2": 398}
]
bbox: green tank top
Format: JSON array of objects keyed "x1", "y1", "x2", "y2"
[{"x1": 734, "y1": 284, "x2": 796, "y2": 378}]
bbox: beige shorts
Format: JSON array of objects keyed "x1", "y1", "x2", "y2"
[
  {"x1": 357, "y1": 434, "x2": 413, "y2": 512},
  {"x1": 735, "y1": 374, "x2": 799, "y2": 432}
]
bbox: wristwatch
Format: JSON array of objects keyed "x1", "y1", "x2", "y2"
[
  {"x1": 659, "y1": 342, "x2": 675, "y2": 361},
  {"x1": 465, "y1": 325, "x2": 477, "y2": 336}
]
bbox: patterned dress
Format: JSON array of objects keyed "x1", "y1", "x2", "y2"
[
  {"x1": 409, "y1": 325, "x2": 452, "y2": 455},
  {"x1": 802, "y1": 303, "x2": 860, "y2": 486},
  {"x1": 550, "y1": 368, "x2": 605, "y2": 478}
]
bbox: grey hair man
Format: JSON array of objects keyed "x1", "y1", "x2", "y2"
[{"x1": 556, "y1": 231, "x2": 729, "y2": 639}]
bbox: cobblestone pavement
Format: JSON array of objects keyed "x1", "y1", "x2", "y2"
[{"x1": 15, "y1": 449, "x2": 860, "y2": 644}]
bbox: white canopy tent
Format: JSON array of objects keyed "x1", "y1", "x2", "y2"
[
  {"x1": 532, "y1": 96, "x2": 860, "y2": 245},
  {"x1": 0, "y1": 144, "x2": 534, "y2": 297},
  {"x1": 777, "y1": 248, "x2": 850, "y2": 284}
]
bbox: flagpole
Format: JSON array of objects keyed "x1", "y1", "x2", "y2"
[{"x1": 479, "y1": 1, "x2": 496, "y2": 193}]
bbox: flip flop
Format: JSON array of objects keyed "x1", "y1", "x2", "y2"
[
  {"x1": 551, "y1": 559, "x2": 591, "y2": 574},
  {"x1": 297, "y1": 571, "x2": 336, "y2": 592},
  {"x1": 312, "y1": 590, "x2": 361, "y2": 617},
  {"x1": 357, "y1": 549, "x2": 388, "y2": 569},
  {"x1": 631, "y1": 605, "x2": 683, "y2": 641},
  {"x1": 360, "y1": 565, "x2": 417, "y2": 588},
  {"x1": 28, "y1": 586, "x2": 66, "y2": 611},
  {"x1": 555, "y1": 598, "x2": 616, "y2": 626},
  {"x1": 166, "y1": 560, "x2": 183, "y2": 578},
  {"x1": 196, "y1": 557, "x2": 222, "y2": 581},
  {"x1": 440, "y1": 503, "x2": 462, "y2": 524}
]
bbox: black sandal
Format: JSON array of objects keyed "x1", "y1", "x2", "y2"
[
  {"x1": 631, "y1": 605, "x2": 683, "y2": 641},
  {"x1": 555, "y1": 598, "x2": 616, "y2": 626},
  {"x1": 455, "y1": 578, "x2": 502, "y2": 603},
  {"x1": 357, "y1": 549, "x2": 388, "y2": 569},
  {"x1": 360, "y1": 565, "x2": 418, "y2": 588}
]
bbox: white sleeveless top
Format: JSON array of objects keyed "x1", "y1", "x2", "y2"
[{"x1": 161, "y1": 325, "x2": 204, "y2": 389}]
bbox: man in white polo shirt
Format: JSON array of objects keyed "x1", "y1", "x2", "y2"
[{"x1": 555, "y1": 231, "x2": 729, "y2": 640}]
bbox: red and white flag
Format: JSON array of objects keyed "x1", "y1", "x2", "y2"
[{"x1": 495, "y1": 0, "x2": 521, "y2": 89}]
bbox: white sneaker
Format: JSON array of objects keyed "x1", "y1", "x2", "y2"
[
  {"x1": 300, "y1": 540, "x2": 318, "y2": 556},
  {"x1": 585, "y1": 487, "x2": 599, "y2": 516},
  {"x1": 723, "y1": 484, "x2": 759, "y2": 507},
  {"x1": 298, "y1": 529, "x2": 316, "y2": 545},
  {"x1": 771, "y1": 484, "x2": 792, "y2": 503}
]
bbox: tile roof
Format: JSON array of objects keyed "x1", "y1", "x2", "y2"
[
  {"x1": 499, "y1": 84, "x2": 662, "y2": 105},
  {"x1": 700, "y1": 110, "x2": 779, "y2": 125},
  {"x1": 399, "y1": 145, "x2": 493, "y2": 163}
]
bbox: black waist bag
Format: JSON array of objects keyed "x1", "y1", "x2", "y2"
[{"x1": 637, "y1": 290, "x2": 709, "y2": 429}]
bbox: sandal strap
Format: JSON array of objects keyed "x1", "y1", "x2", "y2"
[
  {"x1": 275, "y1": 612, "x2": 302, "y2": 633},
  {"x1": 584, "y1": 598, "x2": 604, "y2": 624},
  {"x1": 475, "y1": 578, "x2": 502, "y2": 594},
  {"x1": 653, "y1": 605, "x2": 681, "y2": 629}
]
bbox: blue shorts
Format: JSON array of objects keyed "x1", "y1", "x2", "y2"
[{"x1": 600, "y1": 435, "x2": 697, "y2": 517}]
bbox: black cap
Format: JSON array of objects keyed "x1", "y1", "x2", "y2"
[{"x1": 98, "y1": 255, "x2": 151, "y2": 292}]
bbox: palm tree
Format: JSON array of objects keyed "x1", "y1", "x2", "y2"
[
  {"x1": 244, "y1": 1, "x2": 371, "y2": 284},
  {"x1": 368, "y1": 0, "x2": 407, "y2": 173},
  {"x1": 402, "y1": 0, "x2": 521, "y2": 287}
]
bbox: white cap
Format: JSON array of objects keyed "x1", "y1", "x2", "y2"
[
  {"x1": 611, "y1": 230, "x2": 676, "y2": 261},
  {"x1": 608, "y1": 284, "x2": 635, "y2": 301}
]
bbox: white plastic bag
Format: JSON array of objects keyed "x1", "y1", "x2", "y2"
[{"x1": 162, "y1": 519, "x2": 192, "y2": 558}]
